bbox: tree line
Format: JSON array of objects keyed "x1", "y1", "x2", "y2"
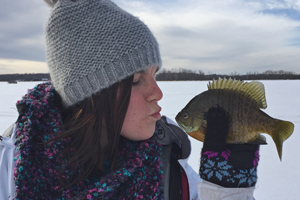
[
  {"x1": 0, "y1": 69, "x2": 299, "y2": 82},
  {"x1": 0, "y1": 73, "x2": 50, "y2": 82},
  {"x1": 155, "y1": 69, "x2": 300, "y2": 81}
]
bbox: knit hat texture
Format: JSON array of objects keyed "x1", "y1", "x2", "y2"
[{"x1": 45, "y1": 0, "x2": 162, "y2": 107}]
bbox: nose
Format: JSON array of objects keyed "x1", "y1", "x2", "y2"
[{"x1": 149, "y1": 79, "x2": 163, "y2": 102}]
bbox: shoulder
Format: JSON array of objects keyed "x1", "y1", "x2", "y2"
[
  {"x1": 155, "y1": 116, "x2": 191, "y2": 159},
  {"x1": 0, "y1": 124, "x2": 16, "y2": 200},
  {"x1": 1, "y1": 123, "x2": 15, "y2": 138}
]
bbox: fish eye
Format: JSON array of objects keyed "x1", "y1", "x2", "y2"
[{"x1": 183, "y1": 112, "x2": 188, "y2": 119}]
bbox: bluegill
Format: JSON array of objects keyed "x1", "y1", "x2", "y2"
[{"x1": 175, "y1": 78, "x2": 294, "y2": 160}]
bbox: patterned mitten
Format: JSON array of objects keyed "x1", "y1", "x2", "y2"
[{"x1": 199, "y1": 106, "x2": 260, "y2": 188}]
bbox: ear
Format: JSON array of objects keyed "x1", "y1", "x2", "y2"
[{"x1": 43, "y1": 0, "x2": 59, "y2": 8}]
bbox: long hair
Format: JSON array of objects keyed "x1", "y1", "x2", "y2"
[{"x1": 53, "y1": 75, "x2": 133, "y2": 183}]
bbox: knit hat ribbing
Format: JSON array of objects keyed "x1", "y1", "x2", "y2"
[{"x1": 45, "y1": 0, "x2": 162, "y2": 107}]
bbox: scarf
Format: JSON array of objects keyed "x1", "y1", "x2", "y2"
[{"x1": 13, "y1": 82, "x2": 164, "y2": 200}]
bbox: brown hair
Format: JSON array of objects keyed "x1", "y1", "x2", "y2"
[{"x1": 54, "y1": 75, "x2": 133, "y2": 183}]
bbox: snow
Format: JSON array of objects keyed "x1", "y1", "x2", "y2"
[{"x1": 1, "y1": 80, "x2": 299, "y2": 199}]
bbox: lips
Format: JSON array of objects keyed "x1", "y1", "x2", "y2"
[{"x1": 151, "y1": 107, "x2": 162, "y2": 119}]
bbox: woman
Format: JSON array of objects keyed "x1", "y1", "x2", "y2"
[{"x1": 0, "y1": 0, "x2": 260, "y2": 199}]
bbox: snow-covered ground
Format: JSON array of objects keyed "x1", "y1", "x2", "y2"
[{"x1": 1, "y1": 80, "x2": 299, "y2": 199}]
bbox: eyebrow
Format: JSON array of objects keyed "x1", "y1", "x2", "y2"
[
  {"x1": 139, "y1": 70, "x2": 147, "y2": 74},
  {"x1": 138, "y1": 66, "x2": 159, "y2": 74}
]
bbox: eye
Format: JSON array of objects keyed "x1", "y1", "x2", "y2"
[
  {"x1": 132, "y1": 80, "x2": 140, "y2": 86},
  {"x1": 132, "y1": 73, "x2": 141, "y2": 86},
  {"x1": 183, "y1": 112, "x2": 188, "y2": 119}
]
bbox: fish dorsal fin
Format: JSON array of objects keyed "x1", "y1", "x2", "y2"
[{"x1": 207, "y1": 77, "x2": 267, "y2": 109}]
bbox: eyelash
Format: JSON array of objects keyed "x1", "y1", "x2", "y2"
[{"x1": 132, "y1": 80, "x2": 140, "y2": 86}]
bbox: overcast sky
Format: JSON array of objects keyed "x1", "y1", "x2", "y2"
[{"x1": 0, "y1": 0, "x2": 300, "y2": 75}]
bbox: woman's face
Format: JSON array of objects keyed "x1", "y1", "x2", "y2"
[{"x1": 120, "y1": 66, "x2": 163, "y2": 141}]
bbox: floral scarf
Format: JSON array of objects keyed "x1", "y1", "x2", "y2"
[{"x1": 13, "y1": 82, "x2": 164, "y2": 200}]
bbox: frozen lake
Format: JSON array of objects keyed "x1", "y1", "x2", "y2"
[{"x1": 1, "y1": 80, "x2": 299, "y2": 199}]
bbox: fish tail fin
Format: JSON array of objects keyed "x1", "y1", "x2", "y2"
[{"x1": 271, "y1": 120, "x2": 294, "y2": 161}]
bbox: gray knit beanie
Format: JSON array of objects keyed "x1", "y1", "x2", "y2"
[{"x1": 44, "y1": 0, "x2": 162, "y2": 107}]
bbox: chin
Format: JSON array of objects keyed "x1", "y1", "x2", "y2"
[
  {"x1": 138, "y1": 129, "x2": 156, "y2": 141},
  {"x1": 144, "y1": 131, "x2": 155, "y2": 140}
]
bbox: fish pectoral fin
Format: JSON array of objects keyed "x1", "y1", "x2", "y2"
[
  {"x1": 271, "y1": 120, "x2": 294, "y2": 161},
  {"x1": 248, "y1": 134, "x2": 267, "y2": 145},
  {"x1": 188, "y1": 130, "x2": 205, "y2": 143}
]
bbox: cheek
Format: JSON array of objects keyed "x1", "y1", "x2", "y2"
[
  {"x1": 120, "y1": 90, "x2": 153, "y2": 140},
  {"x1": 126, "y1": 91, "x2": 143, "y2": 120},
  {"x1": 120, "y1": 92, "x2": 143, "y2": 136}
]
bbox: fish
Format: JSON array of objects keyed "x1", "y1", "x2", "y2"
[{"x1": 175, "y1": 77, "x2": 294, "y2": 160}]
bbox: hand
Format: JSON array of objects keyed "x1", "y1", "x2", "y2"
[
  {"x1": 199, "y1": 106, "x2": 260, "y2": 188},
  {"x1": 203, "y1": 106, "x2": 229, "y2": 152}
]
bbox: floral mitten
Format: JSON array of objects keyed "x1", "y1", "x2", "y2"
[{"x1": 199, "y1": 106, "x2": 260, "y2": 187}]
